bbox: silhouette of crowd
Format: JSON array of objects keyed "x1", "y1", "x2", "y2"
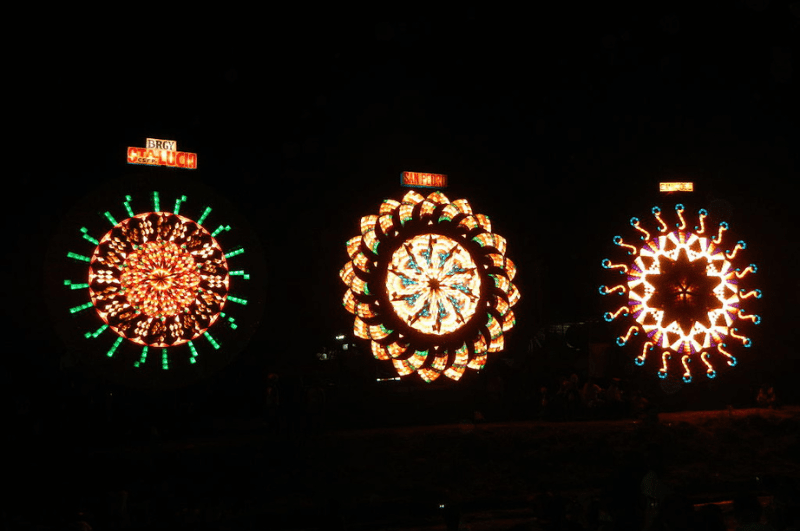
[{"x1": 5, "y1": 365, "x2": 799, "y2": 530}]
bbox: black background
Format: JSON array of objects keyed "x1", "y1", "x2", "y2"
[{"x1": 7, "y1": 3, "x2": 799, "y2": 406}]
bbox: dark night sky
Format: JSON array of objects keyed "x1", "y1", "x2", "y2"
[{"x1": 7, "y1": 4, "x2": 799, "y2": 396}]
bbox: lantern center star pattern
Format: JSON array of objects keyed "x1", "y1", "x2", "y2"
[
  {"x1": 387, "y1": 234, "x2": 481, "y2": 336},
  {"x1": 341, "y1": 190, "x2": 519, "y2": 383},
  {"x1": 600, "y1": 204, "x2": 761, "y2": 382},
  {"x1": 644, "y1": 248, "x2": 722, "y2": 335},
  {"x1": 120, "y1": 241, "x2": 202, "y2": 317}
]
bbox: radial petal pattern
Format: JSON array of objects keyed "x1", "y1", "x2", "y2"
[
  {"x1": 600, "y1": 204, "x2": 761, "y2": 382},
  {"x1": 341, "y1": 191, "x2": 519, "y2": 382},
  {"x1": 65, "y1": 191, "x2": 251, "y2": 372},
  {"x1": 89, "y1": 212, "x2": 229, "y2": 347}
]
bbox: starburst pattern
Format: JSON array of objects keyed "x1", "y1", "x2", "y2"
[
  {"x1": 89, "y1": 212, "x2": 229, "y2": 347},
  {"x1": 600, "y1": 204, "x2": 761, "y2": 382},
  {"x1": 65, "y1": 191, "x2": 251, "y2": 371},
  {"x1": 386, "y1": 234, "x2": 482, "y2": 335},
  {"x1": 119, "y1": 240, "x2": 203, "y2": 318},
  {"x1": 341, "y1": 190, "x2": 519, "y2": 382}
]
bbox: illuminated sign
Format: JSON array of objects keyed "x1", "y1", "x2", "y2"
[
  {"x1": 127, "y1": 138, "x2": 197, "y2": 169},
  {"x1": 401, "y1": 171, "x2": 447, "y2": 189},
  {"x1": 659, "y1": 182, "x2": 694, "y2": 192}
]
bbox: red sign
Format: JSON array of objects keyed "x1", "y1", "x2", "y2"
[
  {"x1": 127, "y1": 138, "x2": 197, "y2": 169},
  {"x1": 401, "y1": 171, "x2": 447, "y2": 189}
]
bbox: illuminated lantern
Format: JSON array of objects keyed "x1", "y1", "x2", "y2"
[
  {"x1": 340, "y1": 190, "x2": 519, "y2": 382},
  {"x1": 60, "y1": 189, "x2": 255, "y2": 382},
  {"x1": 600, "y1": 204, "x2": 761, "y2": 382}
]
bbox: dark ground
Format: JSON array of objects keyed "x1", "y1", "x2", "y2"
[{"x1": 7, "y1": 393, "x2": 800, "y2": 530}]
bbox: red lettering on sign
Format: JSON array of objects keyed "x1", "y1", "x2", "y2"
[{"x1": 401, "y1": 171, "x2": 447, "y2": 188}]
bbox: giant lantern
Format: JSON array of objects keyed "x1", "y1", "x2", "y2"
[
  {"x1": 600, "y1": 203, "x2": 761, "y2": 382},
  {"x1": 340, "y1": 190, "x2": 519, "y2": 382},
  {"x1": 52, "y1": 181, "x2": 261, "y2": 388}
]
